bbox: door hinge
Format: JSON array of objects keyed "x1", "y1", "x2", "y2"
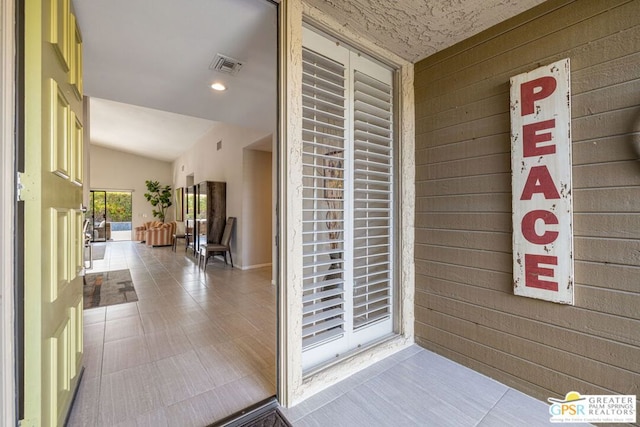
[
  {"x1": 19, "y1": 418, "x2": 37, "y2": 427},
  {"x1": 16, "y1": 172, "x2": 35, "y2": 201},
  {"x1": 16, "y1": 172, "x2": 24, "y2": 201}
]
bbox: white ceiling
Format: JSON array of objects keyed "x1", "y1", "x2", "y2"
[
  {"x1": 89, "y1": 98, "x2": 218, "y2": 162},
  {"x1": 75, "y1": 0, "x2": 543, "y2": 162},
  {"x1": 74, "y1": 0, "x2": 278, "y2": 161}
]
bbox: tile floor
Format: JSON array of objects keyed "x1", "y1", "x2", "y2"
[
  {"x1": 68, "y1": 241, "x2": 277, "y2": 426},
  {"x1": 70, "y1": 241, "x2": 591, "y2": 427},
  {"x1": 282, "y1": 345, "x2": 593, "y2": 427}
]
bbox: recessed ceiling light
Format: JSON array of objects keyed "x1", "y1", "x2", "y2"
[{"x1": 210, "y1": 82, "x2": 226, "y2": 91}]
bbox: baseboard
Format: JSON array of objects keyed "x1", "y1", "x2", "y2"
[{"x1": 240, "y1": 263, "x2": 272, "y2": 271}]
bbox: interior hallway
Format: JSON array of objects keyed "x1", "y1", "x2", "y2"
[{"x1": 69, "y1": 241, "x2": 276, "y2": 426}]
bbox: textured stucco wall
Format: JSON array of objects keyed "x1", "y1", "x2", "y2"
[
  {"x1": 303, "y1": 0, "x2": 545, "y2": 62},
  {"x1": 280, "y1": 0, "x2": 416, "y2": 407},
  {"x1": 280, "y1": 0, "x2": 305, "y2": 407}
]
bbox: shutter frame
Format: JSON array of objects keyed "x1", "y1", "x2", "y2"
[
  {"x1": 301, "y1": 47, "x2": 348, "y2": 351},
  {"x1": 301, "y1": 27, "x2": 396, "y2": 371}
]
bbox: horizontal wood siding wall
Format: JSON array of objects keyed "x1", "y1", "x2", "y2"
[{"x1": 414, "y1": 0, "x2": 640, "y2": 403}]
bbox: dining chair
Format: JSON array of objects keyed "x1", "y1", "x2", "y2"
[{"x1": 198, "y1": 217, "x2": 236, "y2": 271}]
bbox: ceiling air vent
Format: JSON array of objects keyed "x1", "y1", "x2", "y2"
[{"x1": 209, "y1": 53, "x2": 243, "y2": 75}]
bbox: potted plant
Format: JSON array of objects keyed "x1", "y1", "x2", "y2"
[{"x1": 143, "y1": 180, "x2": 173, "y2": 222}]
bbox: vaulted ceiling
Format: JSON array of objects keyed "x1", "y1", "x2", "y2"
[
  {"x1": 74, "y1": 0, "x2": 544, "y2": 162},
  {"x1": 74, "y1": 0, "x2": 278, "y2": 161}
]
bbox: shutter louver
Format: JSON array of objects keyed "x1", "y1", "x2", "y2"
[
  {"x1": 301, "y1": 48, "x2": 347, "y2": 349},
  {"x1": 352, "y1": 71, "x2": 393, "y2": 330}
]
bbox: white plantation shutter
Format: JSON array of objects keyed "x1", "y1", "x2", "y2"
[
  {"x1": 352, "y1": 70, "x2": 393, "y2": 329},
  {"x1": 301, "y1": 47, "x2": 347, "y2": 349},
  {"x1": 302, "y1": 27, "x2": 395, "y2": 371}
]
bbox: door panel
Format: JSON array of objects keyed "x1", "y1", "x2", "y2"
[
  {"x1": 23, "y1": 0, "x2": 83, "y2": 425},
  {"x1": 51, "y1": 79, "x2": 70, "y2": 179}
]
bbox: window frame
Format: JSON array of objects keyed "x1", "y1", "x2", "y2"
[
  {"x1": 300, "y1": 25, "x2": 398, "y2": 373},
  {"x1": 277, "y1": 2, "x2": 415, "y2": 407}
]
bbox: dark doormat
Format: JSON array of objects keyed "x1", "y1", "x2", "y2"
[
  {"x1": 83, "y1": 269, "x2": 138, "y2": 309},
  {"x1": 236, "y1": 408, "x2": 291, "y2": 427},
  {"x1": 209, "y1": 397, "x2": 291, "y2": 427}
]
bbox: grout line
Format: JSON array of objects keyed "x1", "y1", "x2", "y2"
[
  {"x1": 474, "y1": 387, "x2": 509, "y2": 427},
  {"x1": 291, "y1": 353, "x2": 406, "y2": 423}
]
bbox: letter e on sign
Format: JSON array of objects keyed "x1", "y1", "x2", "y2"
[{"x1": 510, "y1": 59, "x2": 574, "y2": 304}]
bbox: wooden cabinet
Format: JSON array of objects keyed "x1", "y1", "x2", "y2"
[{"x1": 186, "y1": 181, "x2": 226, "y2": 255}]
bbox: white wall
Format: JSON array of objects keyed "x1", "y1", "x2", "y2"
[
  {"x1": 89, "y1": 145, "x2": 173, "y2": 235},
  {"x1": 242, "y1": 149, "x2": 273, "y2": 268},
  {"x1": 172, "y1": 122, "x2": 271, "y2": 268}
]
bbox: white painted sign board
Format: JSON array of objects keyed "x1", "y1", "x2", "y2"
[{"x1": 510, "y1": 58, "x2": 574, "y2": 305}]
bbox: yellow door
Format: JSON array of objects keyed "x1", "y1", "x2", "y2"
[{"x1": 23, "y1": 0, "x2": 84, "y2": 425}]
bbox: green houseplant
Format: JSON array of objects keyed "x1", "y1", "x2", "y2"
[{"x1": 144, "y1": 180, "x2": 173, "y2": 222}]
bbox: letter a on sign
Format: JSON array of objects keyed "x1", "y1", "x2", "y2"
[{"x1": 510, "y1": 59, "x2": 574, "y2": 304}]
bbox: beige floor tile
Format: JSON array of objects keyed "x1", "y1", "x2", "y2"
[
  {"x1": 144, "y1": 327, "x2": 194, "y2": 362},
  {"x1": 195, "y1": 343, "x2": 248, "y2": 386},
  {"x1": 83, "y1": 322, "x2": 105, "y2": 347},
  {"x1": 194, "y1": 298, "x2": 239, "y2": 317},
  {"x1": 213, "y1": 374, "x2": 275, "y2": 416},
  {"x1": 211, "y1": 313, "x2": 259, "y2": 339},
  {"x1": 99, "y1": 363, "x2": 163, "y2": 425},
  {"x1": 232, "y1": 335, "x2": 275, "y2": 370},
  {"x1": 136, "y1": 296, "x2": 166, "y2": 314},
  {"x1": 164, "y1": 306, "x2": 211, "y2": 328},
  {"x1": 250, "y1": 327, "x2": 277, "y2": 354},
  {"x1": 158, "y1": 293, "x2": 201, "y2": 310},
  {"x1": 133, "y1": 408, "x2": 169, "y2": 427},
  {"x1": 82, "y1": 343, "x2": 104, "y2": 380},
  {"x1": 238, "y1": 304, "x2": 276, "y2": 331},
  {"x1": 134, "y1": 285, "x2": 164, "y2": 300},
  {"x1": 179, "y1": 280, "x2": 208, "y2": 292},
  {"x1": 164, "y1": 388, "x2": 228, "y2": 427},
  {"x1": 216, "y1": 341, "x2": 264, "y2": 378},
  {"x1": 139, "y1": 310, "x2": 174, "y2": 334},
  {"x1": 67, "y1": 376, "x2": 100, "y2": 427},
  {"x1": 104, "y1": 315, "x2": 144, "y2": 342},
  {"x1": 83, "y1": 307, "x2": 106, "y2": 325},
  {"x1": 102, "y1": 336, "x2": 151, "y2": 375},
  {"x1": 153, "y1": 350, "x2": 216, "y2": 406},
  {"x1": 72, "y1": 241, "x2": 275, "y2": 426},
  {"x1": 105, "y1": 302, "x2": 140, "y2": 321},
  {"x1": 184, "y1": 320, "x2": 231, "y2": 348},
  {"x1": 261, "y1": 366, "x2": 277, "y2": 389}
]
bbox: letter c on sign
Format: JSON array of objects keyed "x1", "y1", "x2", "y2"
[{"x1": 522, "y1": 210, "x2": 559, "y2": 245}]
